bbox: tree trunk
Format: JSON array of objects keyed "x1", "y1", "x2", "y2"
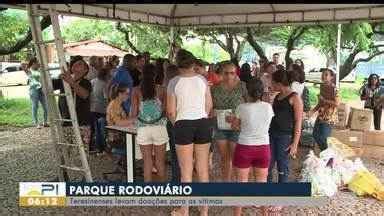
[
  {"x1": 245, "y1": 27, "x2": 267, "y2": 60},
  {"x1": 0, "y1": 16, "x2": 51, "y2": 55},
  {"x1": 285, "y1": 27, "x2": 307, "y2": 67}
]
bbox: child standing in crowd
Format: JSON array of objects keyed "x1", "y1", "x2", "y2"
[
  {"x1": 360, "y1": 74, "x2": 383, "y2": 130},
  {"x1": 23, "y1": 58, "x2": 49, "y2": 129},
  {"x1": 130, "y1": 64, "x2": 169, "y2": 182},
  {"x1": 167, "y1": 49, "x2": 212, "y2": 216},
  {"x1": 227, "y1": 78, "x2": 274, "y2": 216},
  {"x1": 211, "y1": 61, "x2": 248, "y2": 182},
  {"x1": 311, "y1": 69, "x2": 340, "y2": 151},
  {"x1": 90, "y1": 68, "x2": 109, "y2": 154}
]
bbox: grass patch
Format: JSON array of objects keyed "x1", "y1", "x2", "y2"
[{"x1": 0, "y1": 97, "x2": 41, "y2": 127}]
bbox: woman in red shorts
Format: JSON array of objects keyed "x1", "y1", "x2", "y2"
[{"x1": 227, "y1": 78, "x2": 274, "y2": 216}]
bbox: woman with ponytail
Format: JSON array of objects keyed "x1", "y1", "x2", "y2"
[{"x1": 130, "y1": 64, "x2": 168, "y2": 182}]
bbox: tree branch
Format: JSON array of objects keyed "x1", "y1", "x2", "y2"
[
  {"x1": 372, "y1": 44, "x2": 384, "y2": 49},
  {"x1": 208, "y1": 32, "x2": 227, "y2": 52},
  {"x1": 353, "y1": 50, "x2": 384, "y2": 67},
  {"x1": 116, "y1": 22, "x2": 140, "y2": 54},
  {"x1": 0, "y1": 15, "x2": 51, "y2": 55},
  {"x1": 371, "y1": 22, "x2": 384, "y2": 35},
  {"x1": 293, "y1": 26, "x2": 307, "y2": 42}
]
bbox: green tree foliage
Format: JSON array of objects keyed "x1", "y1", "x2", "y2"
[
  {"x1": 192, "y1": 27, "x2": 246, "y2": 66},
  {"x1": 0, "y1": 9, "x2": 29, "y2": 48},
  {"x1": 181, "y1": 37, "x2": 230, "y2": 63},
  {"x1": 115, "y1": 22, "x2": 176, "y2": 58},
  {"x1": 307, "y1": 23, "x2": 384, "y2": 80},
  {"x1": 61, "y1": 18, "x2": 127, "y2": 49},
  {"x1": 0, "y1": 9, "x2": 31, "y2": 59}
]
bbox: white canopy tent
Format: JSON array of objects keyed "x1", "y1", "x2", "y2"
[
  {"x1": 1, "y1": 4, "x2": 384, "y2": 87},
  {"x1": 1, "y1": 4, "x2": 384, "y2": 27}
]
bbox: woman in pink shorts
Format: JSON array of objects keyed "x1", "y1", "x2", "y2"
[{"x1": 227, "y1": 78, "x2": 274, "y2": 216}]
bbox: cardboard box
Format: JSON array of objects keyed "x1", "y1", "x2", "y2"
[
  {"x1": 350, "y1": 147, "x2": 364, "y2": 157},
  {"x1": 362, "y1": 145, "x2": 384, "y2": 159},
  {"x1": 331, "y1": 129, "x2": 364, "y2": 148},
  {"x1": 348, "y1": 108, "x2": 373, "y2": 131},
  {"x1": 364, "y1": 130, "x2": 384, "y2": 147},
  {"x1": 334, "y1": 103, "x2": 350, "y2": 129},
  {"x1": 328, "y1": 137, "x2": 361, "y2": 158}
]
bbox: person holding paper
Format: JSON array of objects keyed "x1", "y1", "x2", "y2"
[
  {"x1": 226, "y1": 78, "x2": 274, "y2": 216},
  {"x1": 211, "y1": 61, "x2": 248, "y2": 182}
]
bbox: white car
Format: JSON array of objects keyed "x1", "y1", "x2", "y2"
[
  {"x1": 0, "y1": 65, "x2": 62, "y2": 86},
  {"x1": 0, "y1": 65, "x2": 28, "y2": 86}
]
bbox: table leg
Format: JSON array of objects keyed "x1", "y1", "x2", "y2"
[{"x1": 126, "y1": 133, "x2": 134, "y2": 182}]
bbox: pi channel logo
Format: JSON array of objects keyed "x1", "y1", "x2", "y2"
[{"x1": 19, "y1": 182, "x2": 66, "y2": 197}]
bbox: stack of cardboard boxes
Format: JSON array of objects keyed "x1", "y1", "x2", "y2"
[{"x1": 330, "y1": 103, "x2": 384, "y2": 159}]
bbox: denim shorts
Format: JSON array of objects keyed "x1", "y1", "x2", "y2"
[{"x1": 214, "y1": 129, "x2": 239, "y2": 142}]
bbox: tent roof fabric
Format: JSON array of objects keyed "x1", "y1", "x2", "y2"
[
  {"x1": 1, "y1": 4, "x2": 384, "y2": 27},
  {"x1": 63, "y1": 40, "x2": 127, "y2": 57}
]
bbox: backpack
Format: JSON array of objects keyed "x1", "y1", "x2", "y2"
[
  {"x1": 302, "y1": 86, "x2": 311, "y2": 112},
  {"x1": 138, "y1": 99, "x2": 164, "y2": 125}
]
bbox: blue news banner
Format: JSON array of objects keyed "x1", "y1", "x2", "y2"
[{"x1": 19, "y1": 182, "x2": 328, "y2": 207}]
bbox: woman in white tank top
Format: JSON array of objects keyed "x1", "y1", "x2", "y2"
[{"x1": 167, "y1": 49, "x2": 213, "y2": 216}]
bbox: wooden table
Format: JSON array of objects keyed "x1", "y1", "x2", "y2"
[{"x1": 105, "y1": 125, "x2": 170, "y2": 182}]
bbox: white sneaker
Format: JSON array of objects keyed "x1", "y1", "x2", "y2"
[{"x1": 36, "y1": 125, "x2": 42, "y2": 129}]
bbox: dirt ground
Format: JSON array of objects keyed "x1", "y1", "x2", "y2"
[{"x1": 1, "y1": 126, "x2": 384, "y2": 216}]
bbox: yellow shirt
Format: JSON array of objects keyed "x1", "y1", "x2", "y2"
[{"x1": 106, "y1": 98, "x2": 127, "y2": 125}]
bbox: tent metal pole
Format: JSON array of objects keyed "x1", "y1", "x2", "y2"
[
  {"x1": 336, "y1": 23, "x2": 342, "y2": 89},
  {"x1": 168, "y1": 4, "x2": 178, "y2": 63},
  {"x1": 169, "y1": 26, "x2": 175, "y2": 62}
]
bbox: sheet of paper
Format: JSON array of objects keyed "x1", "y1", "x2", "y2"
[{"x1": 216, "y1": 109, "x2": 233, "y2": 130}]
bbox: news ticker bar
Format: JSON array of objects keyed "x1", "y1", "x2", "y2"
[
  {"x1": 67, "y1": 182, "x2": 312, "y2": 196},
  {"x1": 20, "y1": 196, "x2": 329, "y2": 207},
  {"x1": 19, "y1": 182, "x2": 323, "y2": 207}
]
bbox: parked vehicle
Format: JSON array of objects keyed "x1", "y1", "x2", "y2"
[
  {"x1": 0, "y1": 63, "x2": 61, "y2": 86},
  {"x1": 0, "y1": 65, "x2": 28, "y2": 86}
]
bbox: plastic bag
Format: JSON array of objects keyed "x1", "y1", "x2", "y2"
[
  {"x1": 311, "y1": 167, "x2": 339, "y2": 197},
  {"x1": 300, "y1": 150, "x2": 338, "y2": 197}
]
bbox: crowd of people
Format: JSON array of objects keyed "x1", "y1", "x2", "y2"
[{"x1": 23, "y1": 49, "x2": 345, "y2": 216}]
